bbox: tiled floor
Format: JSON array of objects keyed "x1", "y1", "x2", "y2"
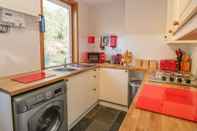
[{"x1": 71, "y1": 106, "x2": 126, "y2": 131}]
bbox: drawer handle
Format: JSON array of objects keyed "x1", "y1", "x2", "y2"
[
  {"x1": 92, "y1": 88, "x2": 96, "y2": 91},
  {"x1": 93, "y1": 75, "x2": 97, "y2": 78}
]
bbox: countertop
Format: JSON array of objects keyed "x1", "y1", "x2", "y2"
[
  {"x1": 1, "y1": 63, "x2": 196, "y2": 130},
  {"x1": 0, "y1": 64, "x2": 145, "y2": 96},
  {"x1": 99, "y1": 63, "x2": 147, "y2": 71},
  {"x1": 119, "y1": 73, "x2": 197, "y2": 131}
]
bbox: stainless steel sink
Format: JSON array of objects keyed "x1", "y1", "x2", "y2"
[
  {"x1": 66, "y1": 64, "x2": 95, "y2": 68},
  {"x1": 53, "y1": 64, "x2": 95, "y2": 72},
  {"x1": 53, "y1": 67, "x2": 77, "y2": 72}
]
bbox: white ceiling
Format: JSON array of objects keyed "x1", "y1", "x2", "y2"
[{"x1": 81, "y1": 0, "x2": 115, "y2": 5}]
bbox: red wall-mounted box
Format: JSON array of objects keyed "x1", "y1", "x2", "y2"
[
  {"x1": 88, "y1": 36, "x2": 95, "y2": 44},
  {"x1": 110, "y1": 35, "x2": 118, "y2": 48}
]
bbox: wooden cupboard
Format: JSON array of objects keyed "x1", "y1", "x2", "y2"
[
  {"x1": 99, "y1": 68, "x2": 128, "y2": 106},
  {"x1": 0, "y1": 0, "x2": 40, "y2": 16}
]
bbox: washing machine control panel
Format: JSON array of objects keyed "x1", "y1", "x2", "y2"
[{"x1": 13, "y1": 81, "x2": 65, "y2": 114}]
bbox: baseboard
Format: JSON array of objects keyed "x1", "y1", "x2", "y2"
[{"x1": 99, "y1": 101, "x2": 128, "y2": 112}]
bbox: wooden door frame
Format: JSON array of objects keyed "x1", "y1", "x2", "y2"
[{"x1": 40, "y1": 0, "x2": 79, "y2": 70}]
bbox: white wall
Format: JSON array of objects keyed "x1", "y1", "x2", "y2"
[
  {"x1": 125, "y1": 0, "x2": 166, "y2": 34},
  {"x1": 87, "y1": 0, "x2": 175, "y2": 60},
  {"x1": 0, "y1": 15, "x2": 40, "y2": 77},
  {"x1": 77, "y1": 0, "x2": 91, "y2": 62},
  {"x1": 0, "y1": 0, "x2": 91, "y2": 76}
]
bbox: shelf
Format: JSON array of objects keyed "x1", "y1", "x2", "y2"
[{"x1": 167, "y1": 40, "x2": 197, "y2": 45}]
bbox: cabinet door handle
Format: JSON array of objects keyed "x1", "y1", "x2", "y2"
[
  {"x1": 173, "y1": 21, "x2": 180, "y2": 26},
  {"x1": 168, "y1": 29, "x2": 173, "y2": 33}
]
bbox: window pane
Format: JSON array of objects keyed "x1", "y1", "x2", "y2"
[{"x1": 43, "y1": 0, "x2": 71, "y2": 68}]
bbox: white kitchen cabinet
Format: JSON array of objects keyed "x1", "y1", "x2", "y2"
[
  {"x1": 67, "y1": 69, "x2": 98, "y2": 128},
  {"x1": 99, "y1": 68, "x2": 128, "y2": 106},
  {"x1": 179, "y1": 0, "x2": 197, "y2": 22},
  {"x1": 166, "y1": 0, "x2": 181, "y2": 40},
  {"x1": 166, "y1": 0, "x2": 197, "y2": 40},
  {"x1": 86, "y1": 69, "x2": 99, "y2": 108},
  {"x1": 0, "y1": 0, "x2": 40, "y2": 16}
]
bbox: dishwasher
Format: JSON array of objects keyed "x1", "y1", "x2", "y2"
[{"x1": 128, "y1": 71, "x2": 144, "y2": 106}]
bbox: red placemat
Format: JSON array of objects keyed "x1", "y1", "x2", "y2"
[
  {"x1": 11, "y1": 71, "x2": 55, "y2": 84},
  {"x1": 136, "y1": 84, "x2": 197, "y2": 122}
]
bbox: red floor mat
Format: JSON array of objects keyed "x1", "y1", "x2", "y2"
[{"x1": 136, "y1": 84, "x2": 197, "y2": 122}]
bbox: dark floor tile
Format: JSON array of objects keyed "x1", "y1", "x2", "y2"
[
  {"x1": 109, "y1": 111, "x2": 127, "y2": 131},
  {"x1": 70, "y1": 105, "x2": 126, "y2": 131}
]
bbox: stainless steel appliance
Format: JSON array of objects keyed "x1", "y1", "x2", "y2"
[
  {"x1": 13, "y1": 81, "x2": 67, "y2": 131},
  {"x1": 128, "y1": 80, "x2": 141, "y2": 106},
  {"x1": 150, "y1": 71, "x2": 197, "y2": 87},
  {"x1": 128, "y1": 71, "x2": 144, "y2": 106}
]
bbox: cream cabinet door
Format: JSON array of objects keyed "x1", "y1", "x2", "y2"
[
  {"x1": 166, "y1": 0, "x2": 180, "y2": 37},
  {"x1": 67, "y1": 69, "x2": 98, "y2": 128},
  {"x1": 0, "y1": 0, "x2": 40, "y2": 16},
  {"x1": 67, "y1": 72, "x2": 89, "y2": 128},
  {"x1": 86, "y1": 69, "x2": 99, "y2": 108},
  {"x1": 179, "y1": 0, "x2": 197, "y2": 22},
  {"x1": 99, "y1": 68, "x2": 128, "y2": 106}
]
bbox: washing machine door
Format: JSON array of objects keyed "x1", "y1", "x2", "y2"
[{"x1": 29, "y1": 100, "x2": 64, "y2": 131}]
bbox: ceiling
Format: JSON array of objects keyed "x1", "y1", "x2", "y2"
[{"x1": 81, "y1": 0, "x2": 115, "y2": 5}]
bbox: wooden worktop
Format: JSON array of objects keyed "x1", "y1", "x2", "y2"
[
  {"x1": 119, "y1": 73, "x2": 197, "y2": 131},
  {"x1": 0, "y1": 64, "x2": 144, "y2": 96},
  {"x1": 0, "y1": 66, "x2": 99, "y2": 96},
  {"x1": 99, "y1": 63, "x2": 146, "y2": 71}
]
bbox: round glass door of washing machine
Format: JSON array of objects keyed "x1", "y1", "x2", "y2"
[{"x1": 28, "y1": 101, "x2": 64, "y2": 131}]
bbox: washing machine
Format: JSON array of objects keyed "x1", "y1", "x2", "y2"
[{"x1": 13, "y1": 81, "x2": 67, "y2": 131}]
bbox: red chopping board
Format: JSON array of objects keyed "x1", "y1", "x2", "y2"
[
  {"x1": 136, "y1": 84, "x2": 197, "y2": 122},
  {"x1": 11, "y1": 71, "x2": 55, "y2": 84}
]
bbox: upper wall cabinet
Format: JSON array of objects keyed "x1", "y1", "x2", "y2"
[
  {"x1": 166, "y1": 0, "x2": 197, "y2": 41},
  {"x1": 179, "y1": 0, "x2": 197, "y2": 23},
  {"x1": 0, "y1": 0, "x2": 41, "y2": 16}
]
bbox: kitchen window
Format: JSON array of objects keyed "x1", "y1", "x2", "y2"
[{"x1": 43, "y1": 0, "x2": 72, "y2": 68}]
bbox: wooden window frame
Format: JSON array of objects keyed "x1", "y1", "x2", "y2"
[{"x1": 40, "y1": 0, "x2": 79, "y2": 70}]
